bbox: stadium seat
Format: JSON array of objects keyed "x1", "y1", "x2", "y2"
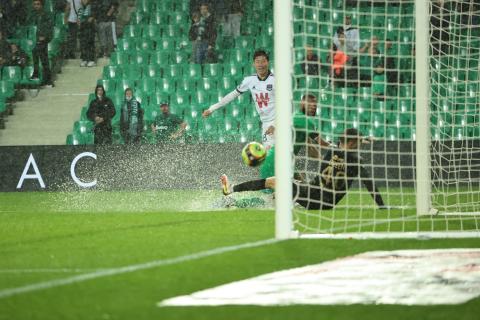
[
  {"x1": 20, "y1": 66, "x2": 41, "y2": 86},
  {"x1": 152, "y1": 92, "x2": 170, "y2": 106},
  {"x1": 122, "y1": 24, "x2": 142, "y2": 38},
  {"x1": 117, "y1": 79, "x2": 136, "y2": 93},
  {"x1": 97, "y1": 79, "x2": 117, "y2": 94},
  {"x1": 103, "y1": 66, "x2": 123, "y2": 79},
  {"x1": 144, "y1": 65, "x2": 161, "y2": 78},
  {"x1": 130, "y1": 52, "x2": 150, "y2": 65},
  {"x1": 143, "y1": 24, "x2": 161, "y2": 38},
  {"x1": 171, "y1": 51, "x2": 189, "y2": 64},
  {"x1": 1, "y1": 66, "x2": 22, "y2": 83},
  {"x1": 203, "y1": 64, "x2": 222, "y2": 78},
  {"x1": 157, "y1": 38, "x2": 175, "y2": 51},
  {"x1": 191, "y1": 90, "x2": 210, "y2": 108},
  {"x1": 116, "y1": 38, "x2": 136, "y2": 51},
  {"x1": 157, "y1": 78, "x2": 175, "y2": 94},
  {"x1": 0, "y1": 81, "x2": 15, "y2": 99},
  {"x1": 183, "y1": 64, "x2": 202, "y2": 80},
  {"x1": 136, "y1": 39, "x2": 155, "y2": 51},
  {"x1": 197, "y1": 77, "x2": 217, "y2": 92},
  {"x1": 137, "y1": 78, "x2": 156, "y2": 95},
  {"x1": 170, "y1": 91, "x2": 189, "y2": 108},
  {"x1": 219, "y1": 76, "x2": 235, "y2": 92},
  {"x1": 123, "y1": 65, "x2": 143, "y2": 80},
  {"x1": 176, "y1": 78, "x2": 196, "y2": 93},
  {"x1": 110, "y1": 51, "x2": 129, "y2": 65},
  {"x1": 165, "y1": 64, "x2": 182, "y2": 80},
  {"x1": 152, "y1": 51, "x2": 170, "y2": 65}
]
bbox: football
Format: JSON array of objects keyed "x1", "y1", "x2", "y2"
[{"x1": 241, "y1": 142, "x2": 267, "y2": 167}]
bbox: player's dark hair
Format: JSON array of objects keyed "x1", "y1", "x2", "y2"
[
  {"x1": 253, "y1": 49, "x2": 269, "y2": 61},
  {"x1": 341, "y1": 128, "x2": 361, "y2": 145},
  {"x1": 301, "y1": 93, "x2": 317, "y2": 101}
]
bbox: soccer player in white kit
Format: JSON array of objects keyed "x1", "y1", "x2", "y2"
[{"x1": 202, "y1": 50, "x2": 276, "y2": 149}]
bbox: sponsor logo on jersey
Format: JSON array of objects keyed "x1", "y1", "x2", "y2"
[{"x1": 255, "y1": 93, "x2": 270, "y2": 109}]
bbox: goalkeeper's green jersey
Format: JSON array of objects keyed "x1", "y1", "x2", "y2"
[{"x1": 260, "y1": 111, "x2": 318, "y2": 178}]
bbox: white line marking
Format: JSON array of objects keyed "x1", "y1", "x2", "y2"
[
  {"x1": 0, "y1": 268, "x2": 111, "y2": 274},
  {"x1": 0, "y1": 238, "x2": 279, "y2": 299}
]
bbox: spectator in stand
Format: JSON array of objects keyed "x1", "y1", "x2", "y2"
[
  {"x1": 189, "y1": 3, "x2": 217, "y2": 64},
  {"x1": 333, "y1": 15, "x2": 362, "y2": 55},
  {"x1": 87, "y1": 84, "x2": 116, "y2": 144},
  {"x1": 64, "y1": 0, "x2": 82, "y2": 59},
  {"x1": 8, "y1": 43, "x2": 28, "y2": 68},
  {"x1": 301, "y1": 46, "x2": 319, "y2": 76},
  {"x1": 92, "y1": 0, "x2": 118, "y2": 58},
  {"x1": 78, "y1": 0, "x2": 96, "y2": 67},
  {"x1": 220, "y1": 0, "x2": 243, "y2": 38},
  {"x1": 28, "y1": 0, "x2": 54, "y2": 88},
  {"x1": 120, "y1": 88, "x2": 144, "y2": 144},
  {"x1": 0, "y1": 30, "x2": 11, "y2": 70},
  {"x1": 358, "y1": 36, "x2": 381, "y2": 87},
  {"x1": 151, "y1": 102, "x2": 187, "y2": 143},
  {"x1": 330, "y1": 31, "x2": 349, "y2": 87}
]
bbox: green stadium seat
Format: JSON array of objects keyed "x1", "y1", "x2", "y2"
[
  {"x1": 129, "y1": 10, "x2": 146, "y2": 24},
  {"x1": 165, "y1": 64, "x2": 182, "y2": 80},
  {"x1": 143, "y1": 24, "x2": 161, "y2": 38},
  {"x1": 136, "y1": 39, "x2": 155, "y2": 51},
  {"x1": 66, "y1": 133, "x2": 81, "y2": 145},
  {"x1": 225, "y1": 104, "x2": 244, "y2": 119},
  {"x1": 197, "y1": 77, "x2": 217, "y2": 92},
  {"x1": 176, "y1": 78, "x2": 196, "y2": 93},
  {"x1": 73, "y1": 120, "x2": 94, "y2": 137},
  {"x1": 131, "y1": 52, "x2": 150, "y2": 65},
  {"x1": 169, "y1": 12, "x2": 189, "y2": 27},
  {"x1": 203, "y1": 64, "x2": 222, "y2": 78},
  {"x1": 162, "y1": 24, "x2": 183, "y2": 38},
  {"x1": 0, "y1": 81, "x2": 15, "y2": 99},
  {"x1": 116, "y1": 38, "x2": 136, "y2": 51},
  {"x1": 157, "y1": 78, "x2": 174, "y2": 94},
  {"x1": 152, "y1": 91, "x2": 170, "y2": 106},
  {"x1": 122, "y1": 24, "x2": 141, "y2": 38},
  {"x1": 223, "y1": 63, "x2": 242, "y2": 79},
  {"x1": 157, "y1": 38, "x2": 175, "y2": 52},
  {"x1": 117, "y1": 79, "x2": 136, "y2": 93},
  {"x1": 110, "y1": 51, "x2": 129, "y2": 65},
  {"x1": 229, "y1": 48, "x2": 250, "y2": 64},
  {"x1": 219, "y1": 76, "x2": 235, "y2": 92},
  {"x1": 123, "y1": 65, "x2": 143, "y2": 80},
  {"x1": 171, "y1": 51, "x2": 189, "y2": 64},
  {"x1": 103, "y1": 66, "x2": 123, "y2": 79},
  {"x1": 137, "y1": 78, "x2": 156, "y2": 95},
  {"x1": 170, "y1": 91, "x2": 189, "y2": 108},
  {"x1": 97, "y1": 79, "x2": 117, "y2": 94},
  {"x1": 144, "y1": 65, "x2": 161, "y2": 78},
  {"x1": 191, "y1": 90, "x2": 210, "y2": 108},
  {"x1": 152, "y1": 51, "x2": 170, "y2": 65},
  {"x1": 80, "y1": 106, "x2": 89, "y2": 121},
  {"x1": 182, "y1": 64, "x2": 201, "y2": 80},
  {"x1": 1, "y1": 66, "x2": 22, "y2": 83}
]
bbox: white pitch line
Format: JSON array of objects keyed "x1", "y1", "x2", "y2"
[
  {"x1": 0, "y1": 238, "x2": 279, "y2": 299},
  {"x1": 0, "y1": 268, "x2": 111, "y2": 274}
]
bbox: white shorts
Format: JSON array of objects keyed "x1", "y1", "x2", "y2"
[{"x1": 262, "y1": 120, "x2": 275, "y2": 150}]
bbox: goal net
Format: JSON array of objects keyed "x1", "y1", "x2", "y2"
[{"x1": 275, "y1": 0, "x2": 480, "y2": 238}]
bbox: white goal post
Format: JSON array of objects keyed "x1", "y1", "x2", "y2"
[{"x1": 274, "y1": 0, "x2": 480, "y2": 239}]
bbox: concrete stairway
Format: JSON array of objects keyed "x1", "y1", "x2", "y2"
[{"x1": 0, "y1": 58, "x2": 108, "y2": 146}]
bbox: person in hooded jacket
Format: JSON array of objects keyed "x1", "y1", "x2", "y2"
[{"x1": 87, "y1": 84, "x2": 116, "y2": 144}]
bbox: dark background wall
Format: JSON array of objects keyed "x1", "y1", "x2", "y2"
[{"x1": 1, "y1": 141, "x2": 479, "y2": 192}]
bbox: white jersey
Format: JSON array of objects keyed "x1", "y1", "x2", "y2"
[{"x1": 236, "y1": 71, "x2": 275, "y2": 123}]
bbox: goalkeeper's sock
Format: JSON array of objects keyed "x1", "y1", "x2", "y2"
[{"x1": 233, "y1": 179, "x2": 267, "y2": 192}]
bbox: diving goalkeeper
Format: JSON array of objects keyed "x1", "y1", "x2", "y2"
[{"x1": 221, "y1": 128, "x2": 386, "y2": 210}]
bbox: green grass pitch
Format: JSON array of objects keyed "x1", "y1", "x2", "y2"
[{"x1": 0, "y1": 191, "x2": 479, "y2": 320}]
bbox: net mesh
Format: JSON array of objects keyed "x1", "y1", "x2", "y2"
[{"x1": 290, "y1": 0, "x2": 480, "y2": 236}]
